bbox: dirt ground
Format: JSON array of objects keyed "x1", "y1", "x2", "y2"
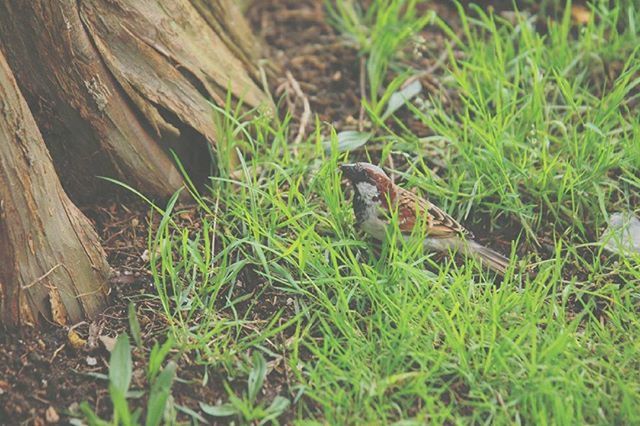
[
  {"x1": 0, "y1": 1, "x2": 572, "y2": 424},
  {"x1": 0, "y1": 1, "x2": 367, "y2": 422}
]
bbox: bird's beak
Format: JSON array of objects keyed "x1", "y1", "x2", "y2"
[{"x1": 339, "y1": 163, "x2": 357, "y2": 179}]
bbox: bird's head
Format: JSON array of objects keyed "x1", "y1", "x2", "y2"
[{"x1": 339, "y1": 162, "x2": 392, "y2": 207}]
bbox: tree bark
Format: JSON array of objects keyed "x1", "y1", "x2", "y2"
[
  {"x1": 0, "y1": 0, "x2": 271, "y2": 201},
  {"x1": 0, "y1": 51, "x2": 110, "y2": 328},
  {"x1": 0, "y1": 0, "x2": 272, "y2": 327}
]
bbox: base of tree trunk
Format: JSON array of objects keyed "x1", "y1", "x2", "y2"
[
  {"x1": 0, "y1": 51, "x2": 110, "y2": 328},
  {"x1": 0, "y1": 0, "x2": 274, "y2": 328},
  {"x1": 0, "y1": 0, "x2": 273, "y2": 201}
]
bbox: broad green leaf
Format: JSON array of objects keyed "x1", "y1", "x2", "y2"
[
  {"x1": 381, "y1": 79, "x2": 422, "y2": 120},
  {"x1": 261, "y1": 396, "x2": 291, "y2": 424},
  {"x1": 131, "y1": 408, "x2": 142, "y2": 425},
  {"x1": 265, "y1": 396, "x2": 290, "y2": 415},
  {"x1": 324, "y1": 131, "x2": 372, "y2": 153},
  {"x1": 248, "y1": 352, "x2": 267, "y2": 403},
  {"x1": 79, "y1": 401, "x2": 110, "y2": 426},
  {"x1": 109, "y1": 383, "x2": 132, "y2": 426},
  {"x1": 128, "y1": 303, "x2": 142, "y2": 348},
  {"x1": 126, "y1": 390, "x2": 145, "y2": 399},
  {"x1": 109, "y1": 334, "x2": 132, "y2": 395},
  {"x1": 176, "y1": 404, "x2": 207, "y2": 423},
  {"x1": 148, "y1": 337, "x2": 174, "y2": 381},
  {"x1": 199, "y1": 402, "x2": 238, "y2": 417},
  {"x1": 146, "y1": 361, "x2": 178, "y2": 426}
]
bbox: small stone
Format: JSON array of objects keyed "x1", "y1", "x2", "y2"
[{"x1": 86, "y1": 356, "x2": 97, "y2": 366}]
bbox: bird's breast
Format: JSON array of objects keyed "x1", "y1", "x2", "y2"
[{"x1": 360, "y1": 215, "x2": 388, "y2": 241}]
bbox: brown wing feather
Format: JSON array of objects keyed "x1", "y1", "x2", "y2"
[{"x1": 393, "y1": 187, "x2": 470, "y2": 239}]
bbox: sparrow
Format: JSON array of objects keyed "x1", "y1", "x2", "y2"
[{"x1": 340, "y1": 162, "x2": 510, "y2": 274}]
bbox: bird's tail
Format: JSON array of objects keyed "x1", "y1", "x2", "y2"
[{"x1": 464, "y1": 241, "x2": 510, "y2": 275}]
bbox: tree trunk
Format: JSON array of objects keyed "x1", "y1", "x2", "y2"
[
  {"x1": 0, "y1": 0, "x2": 272, "y2": 327},
  {"x1": 0, "y1": 0, "x2": 271, "y2": 201},
  {"x1": 0, "y1": 51, "x2": 110, "y2": 327}
]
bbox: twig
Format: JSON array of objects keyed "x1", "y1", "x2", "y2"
[
  {"x1": 286, "y1": 71, "x2": 311, "y2": 146},
  {"x1": 50, "y1": 343, "x2": 66, "y2": 363},
  {"x1": 21, "y1": 263, "x2": 63, "y2": 290}
]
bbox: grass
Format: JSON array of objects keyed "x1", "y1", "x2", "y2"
[
  {"x1": 409, "y1": 2, "x2": 640, "y2": 244},
  {"x1": 325, "y1": 0, "x2": 435, "y2": 108},
  {"x1": 85, "y1": 1, "x2": 640, "y2": 424}
]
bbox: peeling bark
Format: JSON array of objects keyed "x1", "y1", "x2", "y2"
[
  {"x1": 79, "y1": 0, "x2": 269, "y2": 140},
  {"x1": 0, "y1": 51, "x2": 110, "y2": 328},
  {"x1": 0, "y1": 1, "x2": 183, "y2": 200},
  {"x1": 0, "y1": 0, "x2": 272, "y2": 200},
  {"x1": 0, "y1": 0, "x2": 272, "y2": 327},
  {"x1": 190, "y1": 0, "x2": 267, "y2": 77}
]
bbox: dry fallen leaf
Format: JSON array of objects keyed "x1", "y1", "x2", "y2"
[
  {"x1": 572, "y1": 5, "x2": 592, "y2": 24},
  {"x1": 45, "y1": 406, "x2": 60, "y2": 423},
  {"x1": 99, "y1": 335, "x2": 117, "y2": 352},
  {"x1": 0, "y1": 379, "x2": 9, "y2": 395},
  {"x1": 67, "y1": 329, "x2": 86, "y2": 350},
  {"x1": 140, "y1": 249, "x2": 150, "y2": 262},
  {"x1": 87, "y1": 322, "x2": 101, "y2": 350},
  {"x1": 601, "y1": 212, "x2": 640, "y2": 256}
]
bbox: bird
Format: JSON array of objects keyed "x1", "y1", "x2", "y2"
[{"x1": 339, "y1": 162, "x2": 510, "y2": 274}]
